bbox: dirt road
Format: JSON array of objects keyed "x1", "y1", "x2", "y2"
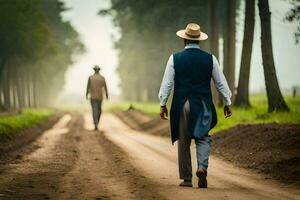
[{"x1": 0, "y1": 113, "x2": 299, "y2": 200}]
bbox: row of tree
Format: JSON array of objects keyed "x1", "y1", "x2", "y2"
[
  {"x1": 100, "y1": 0, "x2": 238, "y2": 102},
  {"x1": 0, "y1": 0, "x2": 84, "y2": 110},
  {"x1": 236, "y1": 0, "x2": 289, "y2": 112},
  {"x1": 102, "y1": 0, "x2": 297, "y2": 112}
]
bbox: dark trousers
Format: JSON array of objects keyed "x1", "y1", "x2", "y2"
[
  {"x1": 90, "y1": 99, "x2": 102, "y2": 127},
  {"x1": 178, "y1": 100, "x2": 211, "y2": 180}
]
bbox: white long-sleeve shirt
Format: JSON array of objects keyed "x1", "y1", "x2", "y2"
[{"x1": 158, "y1": 44, "x2": 232, "y2": 106}]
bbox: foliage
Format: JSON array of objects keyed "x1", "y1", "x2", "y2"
[
  {"x1": 213, "y1": 95, "x2": 299, "y2": 133},
  {"x1": 0, "y1": 0, "x2": 84, "y2": 110},
  {"x1": 100, "y1": 0, "x2": 240, "y2": 101},
  {"x1": 0, "y1": 109, "x2": 53, "y2": 139},
  {"x1": 0, "y1": 0, "x2": 49, "y2": 60},
  {"x1": 285, "y1": 0, "x2": 300, "y2": 43}
]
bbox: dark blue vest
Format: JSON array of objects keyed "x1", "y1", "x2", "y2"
[{"x1": 170, "y1": 48, "x2": 217, "y2": 143}]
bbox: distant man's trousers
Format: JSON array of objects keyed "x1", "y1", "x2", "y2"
[
  {"x1": 90, "y1": 99, "x2": 102, "y2": 127},
  {"x1": 178, "y1": 100, "x2": 212, "y2": 180}
]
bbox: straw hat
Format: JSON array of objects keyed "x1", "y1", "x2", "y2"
[
  {"x1": 93, "y1": 65, "x2": 101, "y2": 70},
  {"x1": 176, "y1": 23, "x2": 208, "y2": 41}
]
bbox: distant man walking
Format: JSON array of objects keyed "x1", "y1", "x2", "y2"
[
  {"x1": 86, "y1": 65, "x2": 108, "y2": 130},
  {"x1": 158, "y1": 23, "x2": 232, "y2": 188}
]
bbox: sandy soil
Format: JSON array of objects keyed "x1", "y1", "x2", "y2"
[
  {"x1": 0, "y1": 114, "x2": 163, "y2": 200},
  {"x1": 212, "y1": 124, "x2": 300, "y2": 186},
  {"x1": 116, "y1": 109, "x2": 300, "y2": 186},
  {"x1": 0, "y1": 113, "x2": 62, "y2": 158},
  {"x1": 102, "y1": 114, "x2": 300, "y2": 200},
  {"x1": 0, "y1": 114, "x2": 78, "y2": 199},
  {"x1": 0, "y1": 113, "x2": 299, "y2": 200}
]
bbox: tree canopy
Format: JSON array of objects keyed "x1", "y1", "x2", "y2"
[
  {"x1": 0, "y1": 0, "x2": 84, "y2": 110},
  {"x1": 100, "y1": 0, "x2": 239, "y2": 101},
  {"x1": 285, "y1": 0, "x2": 300, "y2": 43}
]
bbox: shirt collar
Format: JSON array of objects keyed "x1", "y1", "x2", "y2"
[{"x1": 185, "y1": 43, "x2": 200, "y2": 49}]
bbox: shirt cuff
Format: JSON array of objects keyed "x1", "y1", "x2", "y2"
[
  {"x1": 224, "y1": 98, "x2": 232, "y2": 106},
  {"x1": 160, "y1": 101, "x2": 167, "y2": 106},
  {"x1": 158, "y1": 95, "x2": 167, "y2": 106}
]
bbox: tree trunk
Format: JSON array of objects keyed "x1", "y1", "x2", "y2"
[
  {"x1": 208, "y1": 0, "x2": 219, "y2": 59},
  {"x1": 10, "y1": 64, "x2": 17, "y2": 109},
  {"x1": 0, "y1": 58, "x2": 6, "y2": 109},
  {"x1": 258, "y1": 0, "x2": 289, "y2": 112},
  {"x1": 16, "y1": 77, "x2": 23, "y2": 108},
  {"x1": 223, "y1": 0, "x2": 236, "y2": 103},
  {"x1": 26, "y1": 70, "x2": 32, "y2": 108},
  {"x1": 13, "y1": 84, "x2": 18, "y2": 109},
  {"x1": 12, "y1": 77, "x2": 17, "y2": 109},
  {"x1": 2, "y1": 61, "x2": 11, "y2": 110},
  {"x1": 208, "y1": 0, "x2": 220, "y2": 106},
  {"x1": 16, "y1": 68, "x2": 25, "y2": 108},
  {"x1": 33, "y1": 72, "x2": 38, "y2": 108},
  {"x1": 235, "y1": 0, "x2": 255, "y2": 107},
  {"x1": 0, "y1": 81, "x2": 3, "y2": 110},
  {"x1": 0, "y1": 57, "x2": 5, "y2": 81}
]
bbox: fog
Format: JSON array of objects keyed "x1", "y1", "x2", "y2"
[
  {"x1": 58, "y1": 0, "x2": 300, "y2": 105},
  {"x1": 58, "y1": 0, "x2": 120, "y2": 106}
]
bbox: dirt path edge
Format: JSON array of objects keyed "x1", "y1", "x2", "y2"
[{"x1": 0, "y1": 112, "x2": 64, "y2": 159}]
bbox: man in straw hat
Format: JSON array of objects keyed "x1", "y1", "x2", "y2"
[
  {"x1": 86, "y1": 65, "x2": 108, "y2": 130},
  {"x1": 158, "y1": 23, "x2": 232, "y2": 188}
]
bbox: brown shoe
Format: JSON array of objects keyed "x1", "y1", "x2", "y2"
[
  {"x1": 179, "y1": 180, "x2": 193, "y2": 187},
  {"x1": 196, "y1": 169, "x2": 207, "y2": 188}
]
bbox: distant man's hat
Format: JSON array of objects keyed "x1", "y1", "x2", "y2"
[
  {"x1": 93, "y1": 65, "x2": 101, "y2": 70},
  {"x1": 176, "y1": 23, "x2": 208, "y2": 41}
]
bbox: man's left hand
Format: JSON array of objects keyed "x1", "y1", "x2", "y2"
[
  {"x1": 160, "y1": 106, "x2": 168, "y2": 120},
  {"x1": 224, "y1": 105, "x2": 232, "y2": 118}
]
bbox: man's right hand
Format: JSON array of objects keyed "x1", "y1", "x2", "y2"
[{"x1": 160, "y1": 106, "x2": 168, "y2": 120}]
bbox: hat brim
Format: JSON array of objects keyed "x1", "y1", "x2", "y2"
[
  {"x1": 176, "y1": 29, "x2": 208, "y2": 41},
  {"x1": 93, "y1": 67, "x2": 101, "y2": 70}
]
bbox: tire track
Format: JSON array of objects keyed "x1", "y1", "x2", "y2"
[
  {"x1": 58, "y1": 114, "x2": 165, "y2": 200},
  {"x1": 101, "y1": 113, "x2": 300, "y2": 200},
  {"x1": 0, "y1": 114, "x2": 80, "y2": 200}
]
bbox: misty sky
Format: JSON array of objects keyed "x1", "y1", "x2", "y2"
[
  {"x1": 61, "y1": 0, "x2": 120, "y2": 100},
  {"x1": 60, "y1": 0, "x2": 300, "y2": 102}
]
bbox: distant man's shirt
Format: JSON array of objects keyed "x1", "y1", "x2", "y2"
[{"x1": 87, "y1": 74, "x2": 108, "y2": 100}]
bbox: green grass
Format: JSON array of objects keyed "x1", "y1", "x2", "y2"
[
  {"x1": 105, "y1": 101, "x2": 160, "y2": 115},
  {"x1": 105, "y1": 95, "x2": 300, "y2": 133},
  {"x1": 213, "y1": 95, "x2": 300, "y2": 133},
  {"x1": 0, "y1": 109, "x2": 54, "y2": 140}
]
